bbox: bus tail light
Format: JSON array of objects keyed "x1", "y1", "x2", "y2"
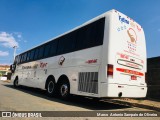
[{"x1": 107, "y1": 64, "x2": 113, "y2": 78}]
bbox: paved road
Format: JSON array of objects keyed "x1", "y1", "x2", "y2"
[{"x1": 0, "y1": 81, "x2": 159, "y2": 120}]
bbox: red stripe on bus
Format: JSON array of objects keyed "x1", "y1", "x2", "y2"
[{"x1": 116, "y1": 68, "x2": 144, "y2": 76}]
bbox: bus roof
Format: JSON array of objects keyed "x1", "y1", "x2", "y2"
[{"x1": 17, "y1": 9, "x2": 141, "y2": 56}]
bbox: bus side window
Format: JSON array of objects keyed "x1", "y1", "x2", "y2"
[
  {"x1": 16, "y1": 55, "x2": 19, "y2": 64},
  {"x1": 95, "y1": 18, "x2": 105, "y2": 46},
  {"x1": 26, "y1": 51, "x2": 30, "y2": 62},
  {"x1": 38, "y1": 46, "x2": 44, "y2": 59},
  {"x1": 23, "y1": 53, "x2": 27, "y2": 63},
  {"x1": 20, "y1": 54, "x2": 24, "y2": 63},
  {"x1": 20, "y1": 53, "x2": 26, "y2": 63},
  {"x1": 19, "y1": 54, "x2": 23, "y2": 64},
  {"x1": 34, "y1": 48, "x2": 39, "y2": 60},
  {"x1": 57, "y1": 37, "x2": 64, "y2": 55},
  {"x1": 57, "y1": 31, "x2": 76, "y2": 55},
  {"x1": 50, "y1": 40, "x2": 58, "y2": 57},
  {"x1": 17, "y1": 55, "x2": 21, "y2": 64},
  {"x1": 44, "y1": 43, "x2": 51, "y2": 58},
  {"x1": 76, "y1": 27, "x2": 87, "y2": 51},
  {"x1": 63, "y1": 31, "x2": 76, "y2": 53},
  {"x1": 75, "y1": 18, "x2": 105, "y2": 51},
  {"x1": 30, "y1": 50, "x2": 35, "y2": 61},
  {"x1": 86, "y1": 21, "x2": 97, "y2": 48}
]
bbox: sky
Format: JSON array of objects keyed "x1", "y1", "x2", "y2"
[{"x1": 0, "y1": 0, "x2": 159, "y2": 65}]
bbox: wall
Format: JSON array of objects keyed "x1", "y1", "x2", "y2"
[{"x1": 146, "y1": 57, "x2": 160, "y2": 100}]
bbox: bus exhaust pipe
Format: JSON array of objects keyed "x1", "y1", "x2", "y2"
[{"x1": 118, "y1": 92, "x2": 122, "y2": 98}]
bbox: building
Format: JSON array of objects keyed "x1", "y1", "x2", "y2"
[
  {"x1": 0, "y1": 65, "x2": 11, "y2": 80},
  {"x1": 146, "y1": 56, "x2": 160, "y2": 100}
]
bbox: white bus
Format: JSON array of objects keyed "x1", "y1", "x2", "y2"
[{"x1": 11, "y1": 9, "x2": 147, "y2": 99}]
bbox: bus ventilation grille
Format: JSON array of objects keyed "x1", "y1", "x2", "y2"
[{"x1": 78, "y1": 72, "x2": 98, "y2": 94}]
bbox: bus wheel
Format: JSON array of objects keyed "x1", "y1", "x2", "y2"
[
  {"x1": 58, "y1": 81, "x2": 70, "y2": 100},
  {"x1": 14, "y1": 77, "x2": 19, "y2": 88},
  {"x1": 46, "y1": 80, "x2": 56, "y2": 97}
]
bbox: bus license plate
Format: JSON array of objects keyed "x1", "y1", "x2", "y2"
[{"x1": 131, "y1": 75, "x2": 137, "y2": 80}]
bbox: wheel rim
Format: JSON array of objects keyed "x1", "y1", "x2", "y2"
[
  {"x1": 60, "y1": 84, "x2": 68, "y2": 97},
  {"x1": 48, "y1": 81, "x2": 54, "y2": 93}
]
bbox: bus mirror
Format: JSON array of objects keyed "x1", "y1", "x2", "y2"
[
  {"x1": 10, "y1": 64, "x2": 15, "y2": 73},
  {"x1": 10, "y1": 65, "x2": 13, "y2": 71}
]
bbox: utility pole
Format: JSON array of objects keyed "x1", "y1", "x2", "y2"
[{"x1": 13, "y1": 46, "x2": 17, "y2": 61}]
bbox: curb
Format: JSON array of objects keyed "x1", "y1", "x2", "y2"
[
  {"x1": 2, "y1": 80, "x2": 11, "y2": 83},
  {"x1": 103, "y1": 99, "x2": 160, "y2": 112}
]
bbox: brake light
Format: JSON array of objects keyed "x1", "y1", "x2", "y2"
[{"x1": 107, "y1": 64, "x2": 113, "y2": 78}]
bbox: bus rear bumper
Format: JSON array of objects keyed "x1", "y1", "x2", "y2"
[{"x1": 104, "y1": 83, "x2": 147, "y2": 98}]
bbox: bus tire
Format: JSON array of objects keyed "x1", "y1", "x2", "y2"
[
  {"x1": 13, "y1": 77, "x2": 19, "y2": 88},
  {"x1": 46, "y1": 79, "x2": 56, "y2": 97},
  {"x1": 58, "y1": 80, "x2": 70, "y2": 100}
]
